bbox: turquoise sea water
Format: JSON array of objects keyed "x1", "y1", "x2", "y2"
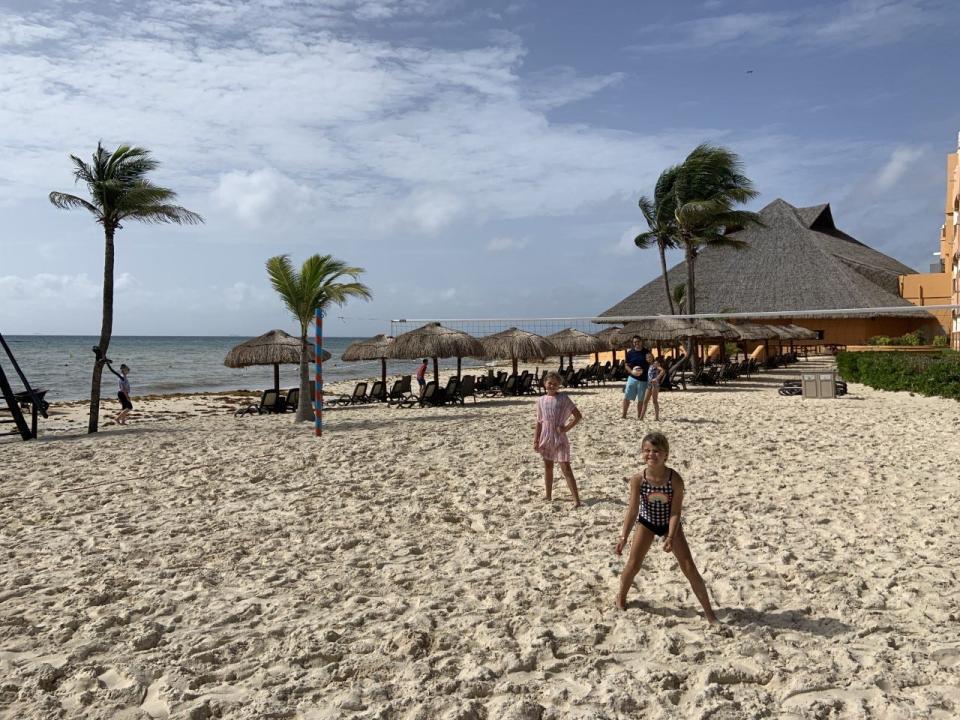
[{"x1": 0, "y1": 336, "x2": 486, "y2": 402}]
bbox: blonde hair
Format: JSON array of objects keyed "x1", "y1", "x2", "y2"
[
  {"x1": 641, "y1": 431, "x2": 669, "y2": 456},
  {"x1": 543, "y1": 371, "x2": 564, "y2": 385}
]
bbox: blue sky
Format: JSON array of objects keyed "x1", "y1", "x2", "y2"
[{"x1": 1, "y1": 0, "x2": 957, "y2": 337}]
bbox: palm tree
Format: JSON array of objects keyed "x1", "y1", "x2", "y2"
[
  {"x1": 634, "y1": 164, "x2": 682, "y2": 314},
  {"x1": 671, "y1": 144, "x2": 762, "y2": 317},
  {"x1": 49, "y1": 143, "x2": 203, "y2": 433},
  {"x1": 671, "y1": 282, "x2": 687, "y2": 314},
  {"x1": 266, "y1": 254, "x2": 372, "y2": 423}
]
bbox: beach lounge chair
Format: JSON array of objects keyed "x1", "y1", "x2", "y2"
[
  {"x1": 454, "y1": 375, "x2": 477, "y2": 404},
  {"x1": 284, "y1": 387, "x2": 299, "y2": 412},
  {"x1": 333, "y1": 382, "x2": 368, "y2": 406},
  {"x1": 400, "y1": 380, "x2": 443, "y2": 408},
  {"x1": 519, "y1": 373, "x2": 536, "y2": 395},
  {"x1": 235, "y1": 389, "x2": 285, "y2": 416},
  {"x1": 387, "y1": 375, "x2": 415, "y2": 406},
  {"x1": 442, "y1": 377, "x2": 460, "y2": 405},
  {"x1": 365, "y1": 380, "x2": 386, "y2": 402}
]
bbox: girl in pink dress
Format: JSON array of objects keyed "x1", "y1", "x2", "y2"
[{"x1": 533, "y1": 371, "x2": 583, "y2": 507}]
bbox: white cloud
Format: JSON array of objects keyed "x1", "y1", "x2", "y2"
[
  {"x1": 223, "y1": 281, "x2": 272, "y2": 308},
  {"x1": 485, "y1": 236, "x2": 529, "y2": 252},
  {"x1": 607, "y1": 224, "x2": 644, "y2": 256},
  {"x1": 872, "y1": 146, "x2": 926, "y2": 192},
  {"x1": 212, "y1": 168, "x2": 315, "y2": 226},
  {"x1": 633, "y1": 0, "x2": 945, "y2": 52},
  {"x1": 0, "y1": 272, "x2": 100, "y2": 301}
]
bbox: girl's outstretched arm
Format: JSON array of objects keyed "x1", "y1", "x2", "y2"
[
  {"x1": 664, "y1": 474, "x2": 685, "y2": 552},
  {"x1": 104, "y1": 362, "x2": 122, "y2": 379},
  {"x1": 615, "y1": 475, "x2": 641, "y2": 555}
]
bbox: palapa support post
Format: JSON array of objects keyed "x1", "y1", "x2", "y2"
[{"x1": 314, "y1": 308, "x2": 324, "y2": 437}]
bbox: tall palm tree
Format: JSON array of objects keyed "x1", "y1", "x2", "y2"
[
  {"x1": 671, "y1": 144, "x2": 762, "y2": 317},
  {"x1": 49, "y1": 143, "x2": 203, "y2": 433},
  {"x1": 266, "y1": 254, "x2": 371, "y2": 423},
  {"x1": 634, "y1": 163, "x2": 682, "y2": 314}
]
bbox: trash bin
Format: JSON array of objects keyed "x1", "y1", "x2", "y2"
[
  {"x1": 818, "y1": 371, "x2": 837, "y2": 399},
  {"x1": 801, "y1": 371, "x2": 837, "y2": 399}
]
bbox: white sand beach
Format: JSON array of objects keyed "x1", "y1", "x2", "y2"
[{"x1": 2, "y1": 359, "x2": 959, "y2": 719}]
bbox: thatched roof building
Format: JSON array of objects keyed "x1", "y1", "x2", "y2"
[{"x1": 600, "y1": 199, "x2": 922, "y2": 322}]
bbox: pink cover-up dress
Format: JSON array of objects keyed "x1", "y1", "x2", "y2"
[{"x1": 536, "y1": 393, "x2": 576, "y2": 463}]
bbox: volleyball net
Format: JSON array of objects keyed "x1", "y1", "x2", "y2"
[{"x1": 389, "y1": 304, "x2": 960, "y2": 339}]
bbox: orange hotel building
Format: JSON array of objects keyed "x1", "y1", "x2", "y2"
[{"x1": 900, "y1": 132, "x2": 960, "y2": 349}]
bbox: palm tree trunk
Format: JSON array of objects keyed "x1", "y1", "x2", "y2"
[
  {"x1": 685, "y1": 244, "x2": 699, "y2": 373},
  {"x1": 296, "y1": 325, "x2": 312, "y2": 422},
  {"x1": 658, "y1": 241, "x2": 676, "y2": 314},
  {"x1": 88, "y1": 227, "x2": 115, "y2": 433}
]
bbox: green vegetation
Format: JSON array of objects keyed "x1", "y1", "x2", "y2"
[
  {"x1": 49, "y1": 143, "x2": 203, "y2": 433},
  {"x1": 837, "y1": 350, "x2": 960, "y2": 401},
  {"x1": 266, "y1": 254, "x2": 371, "y2": 422},
  {"x1": 866, "y1": 330, "x2": 927, "y2": 346}
]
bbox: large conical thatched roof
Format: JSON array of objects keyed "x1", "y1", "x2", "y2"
[
  {"x1": 480, "y1": 328, "x2": 558, "y2": 361},
  {"x1": 546, "y1": 328, "x2": 606, "y2": 356},
  {"x1": 341, "y1": 334, "x2": 394, "y2": 361},
  {"x1": 389, "y1": 322, "x2": 483, "y2": 360},
  {"x1": 224, "y1": 329, "x2": 329, "y2": 368},
  {"x1": 599, "y1": 199, "x2": 925, "y2": 321}
]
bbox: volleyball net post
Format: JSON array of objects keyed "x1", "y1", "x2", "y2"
[{"x1": 314, "y1": 308, "x2": 324, "y2": 438}]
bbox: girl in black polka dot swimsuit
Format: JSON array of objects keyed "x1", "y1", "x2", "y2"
[{"x1": 614, "y1": 431, "x2": 717, "y2": 623}]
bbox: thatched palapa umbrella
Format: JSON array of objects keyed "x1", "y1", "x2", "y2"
[
  {"x1": 614, "y1": 317, "x2": 692, "y2": 345},
  {"x1": 342, "y1": 334, "x2": 394, "y2": 388},
  {"x1": 224, "y1": 329, "x2": 330, "y2": 395},
  {"x1": 480, "y1": 328, "x2": 558, "y2": 377},
  {"x1": 592, "y1": 326, "x2": 623, "y2": 362},
  {"x1": 390, "y1": 322, "x2": 483, "y2": 383},
  {"x1": 546, "y1": 328, "x2": 606, "y2": 370}
]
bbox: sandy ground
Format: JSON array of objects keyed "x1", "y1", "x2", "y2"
[{"x1": 1, "y1": 358, "x2": 959, "y2": 719}]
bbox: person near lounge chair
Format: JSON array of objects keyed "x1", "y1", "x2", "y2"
[
  {"x1": 416, "y1": 359, "x2": 428, "y2": 397},
  {"x1": 622, "y1": 336, "x2": 650, "y2": 420}
]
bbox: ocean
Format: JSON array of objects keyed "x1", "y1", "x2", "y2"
[{"x1": 0, "y1": 336, "x2": 487, "y2": 402}]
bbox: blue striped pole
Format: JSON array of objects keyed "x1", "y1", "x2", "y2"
[{"x1": 315, "y1": 308, "x2": 324, "y2": 437}]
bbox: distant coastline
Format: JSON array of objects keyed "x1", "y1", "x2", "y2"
[{"x1": 3, "y1": 335, "x2": 486, "y2": 402}]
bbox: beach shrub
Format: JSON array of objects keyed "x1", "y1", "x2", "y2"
[
  {"x1": 866, "y1": 331, "x2": 926, "y2": 346},
  {"x1": 837, "y1": 350, "x2": 960, "y2": 401}
]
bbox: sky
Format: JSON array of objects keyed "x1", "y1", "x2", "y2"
[{"x1": 1, "y1": 0, "x2": 958, "y2": 337}]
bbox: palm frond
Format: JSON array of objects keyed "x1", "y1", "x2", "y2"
[
  {"x1": 70, "y1": 155, "x2": 96, "y2": 185},
  {"x1": 638, "y1": 196, "x2": 656, "y2": 227},
  {"x1": 266, "y1": 255, "x2": 304, "y2": 324},
  {"x1": 48, "y1": 192, "x2": 101, "y2": 217},
  {"x1": 122, "y1": 204, "x2": 205, "y2": 225},
  {"x1": 634, "y1": 230, "x2": 657, "y2": 249}
]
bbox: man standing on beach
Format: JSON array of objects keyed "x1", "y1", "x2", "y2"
[{"x1": 622, "y1": 336, "x2": 650, "y2": 419}]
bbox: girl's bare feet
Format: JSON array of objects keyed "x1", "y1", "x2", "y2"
[{"x1": 615, "y1": 593, "x2": 627, "y2": 611}]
